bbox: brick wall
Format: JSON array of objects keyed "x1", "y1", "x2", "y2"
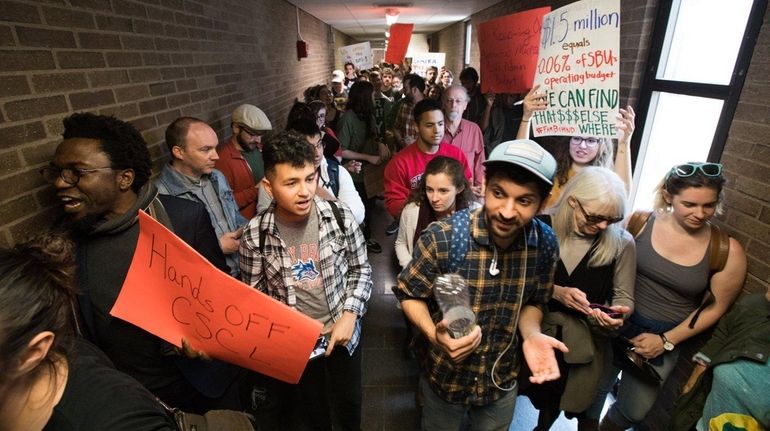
[{"x1": 0, "y1": 0, "x2": 342, "y2": 245}]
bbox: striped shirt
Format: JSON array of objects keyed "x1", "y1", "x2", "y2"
[
  {"x1": 239, "y1": 197, "x2": 372, "y2": 354},
  {"x1": 395, "y1": 207, "x2": 559, "y2": 405}
]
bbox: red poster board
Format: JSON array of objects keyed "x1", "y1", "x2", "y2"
[
  {"x1": 111, "y1": 211, "x2": 322, "y2": 384},
  {"x1": 385, "y1": 23, "x2": 414, "y2": 64},
  {"x1": 478, "y1": 7, "x2": 550, "y2": 94}
]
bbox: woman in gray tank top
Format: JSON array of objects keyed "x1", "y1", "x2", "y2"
[{"x1": 599, "y1": 163, "x2": 747, "y2": 430}]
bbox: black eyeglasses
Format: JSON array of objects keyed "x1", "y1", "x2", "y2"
[
  {"x1": 667, "y1": 162, "x2": 722, "y2": 179},
  {"x1": 40, "y1": 165, "x2": 115, "y2": 185},
  {"x1": 575, "y1": 200, "x2": 623, "y2": 225},
  {"x1": 570, "y1": 136, "x2": 600, "y2": 148},
  {"x1": 238, "y1": 125, "x2": 265, "y2": 138}
]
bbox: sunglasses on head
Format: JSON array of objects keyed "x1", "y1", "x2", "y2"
[
  {"x1": 667, "y1": 162, "x2": 722, "y2": 179},
  {"x1": 575, "y1": 200, "x2": 623, "y2": 225}
]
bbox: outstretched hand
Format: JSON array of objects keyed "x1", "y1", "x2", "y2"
[{"x1": 522, "y1": 333, "x2": 568, "y2": 384}]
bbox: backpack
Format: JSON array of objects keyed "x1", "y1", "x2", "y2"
[
  {"x1": 626, "y1": 210, "x2": 730, "y2": 328},
  {"x1": 325, "y1": 156, "x2": 341, "y2": 198}
]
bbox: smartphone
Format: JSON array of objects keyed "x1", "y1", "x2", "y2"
[
  {"x1": 589, "y1": 303, "x2": 623, "y2": 319},
  {"x1": 309, "y1": 336, "x2": 329, "y2": 361}
]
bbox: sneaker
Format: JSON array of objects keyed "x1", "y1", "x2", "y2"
[
  {"x1": 366, "y1": 239, "x2": 382, "y2": 253},
  {"x1": 385, "y1": 220, "x2": 399, "y2": 236}
]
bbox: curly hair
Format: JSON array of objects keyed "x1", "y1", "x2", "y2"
[
  {"x1": 262, "y1": 130, "x2": 316, "y2": 179},
  {"x1": 62, "y1": 112, "x2": 151, "y2": 192}
]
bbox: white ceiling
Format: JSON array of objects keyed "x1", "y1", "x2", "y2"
[{"x1": 287, "y1": 0, "x2": 502, "y2": 40}]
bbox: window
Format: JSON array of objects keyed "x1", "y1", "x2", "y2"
[
  {"x1": 629, "y1": 0, "x2": 765, "y2": 210},
  {"x1": 464, "y1": 20, "x2": 472, "y2": 66}
]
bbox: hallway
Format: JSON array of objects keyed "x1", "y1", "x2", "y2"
[{"x1": 359, "y1": 199, "x2": 578, "y2": 431}]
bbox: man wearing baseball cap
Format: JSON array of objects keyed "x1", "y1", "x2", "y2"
[
  {"x1": 215, "y1": 104, "x2": 272, "y2": 219},
  {"x1": 331, "y1": 69, "x2": 346, "y2": 98},
  {"x1": 395, "y1": 139, "x2": 568, "y2": 430}
]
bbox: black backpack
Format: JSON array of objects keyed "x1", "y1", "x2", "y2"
[{"x1": 325, "y1": 156, "x2": 341, "y2": 197}]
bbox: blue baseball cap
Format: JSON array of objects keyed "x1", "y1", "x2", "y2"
[{"x1": 484, "y1": 139, "x2": 556, "y2": 185}]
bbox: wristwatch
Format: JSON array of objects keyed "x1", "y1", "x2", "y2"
[{"x1": 659, "y1": 333, "x2": 675, "y2": 351}]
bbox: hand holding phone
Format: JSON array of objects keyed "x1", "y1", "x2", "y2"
[
  {"x1": 309, "y1": 336, "x2": 329, "y2": 361},
  {"x1": 589, "y1": 303, "x2": 623, "y2": 319}
]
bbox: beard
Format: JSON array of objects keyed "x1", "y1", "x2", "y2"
[{"x1": 447, "y1": 111, "x2": 461, "y2": 122}]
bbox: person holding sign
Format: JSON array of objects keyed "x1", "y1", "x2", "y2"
[
  {"x1": 395, "y1": 139, "x2": 567, "y2": 431},
  {"x1": 0, "y1": 234, "x2": 178, "y2": 431},
  {"x1": 240, "y1": 131, "x2": 373, "y2": 431},
  {"x1": 516, "y1": 85, "x2": 635, "y2": 211}
]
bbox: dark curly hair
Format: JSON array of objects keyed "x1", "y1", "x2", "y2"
[
  {"x1": 406, "y1": 156, "x2": 473, "y2": 209},
  {"x1": 62, "y1": 112, "x2": 151, "y2": 192},
  {"x1": 262, "y1": 130, "x2": 316, "y2": 179}
]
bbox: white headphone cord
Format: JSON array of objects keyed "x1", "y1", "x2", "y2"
[{"x1": 490, "y1": 226, "x2": 528, "y2": 392}]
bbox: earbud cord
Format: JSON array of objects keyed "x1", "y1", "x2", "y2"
[{"x1": 490, "y1": 226, "x2": 528, "y2": 392}]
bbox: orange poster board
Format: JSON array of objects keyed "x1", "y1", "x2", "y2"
[
  {"x1": 385, "y1": 23, "x2": 413, "y2": 64},
  {"x1": 110, "y1": 211, "x2": 322, "y2": 384},
  {"x1": 478, "y1": 7, "x2": 550, "y2": 94}
]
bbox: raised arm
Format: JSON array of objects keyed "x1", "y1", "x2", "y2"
[
  {"x1": 515, "y1": 85, "x2": 548, "y2": 140},
  {"x1": 613, "y1": 105, "x2": 635, "y2": 193}
]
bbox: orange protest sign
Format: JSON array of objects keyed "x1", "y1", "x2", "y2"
[
  {"x1": 478, "y1": 7, "x2": 550, "y2": 94},
  {"x1": 385, "y1": 23, "x2": 413, "y2": 64},
  {"x1": 110, "y1": 211, "x2": 322, "y2": 384}
]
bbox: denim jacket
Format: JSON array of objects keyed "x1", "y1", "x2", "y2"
[{"x1": 155, "y1": 164, "x2": 247, "y2": 276}]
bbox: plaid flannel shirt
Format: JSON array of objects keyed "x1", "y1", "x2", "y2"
[
  {"x1": 240, "y1": 197, "x2": 372, "y2": 354},
  {"x1": 393, "y1": 100, "x2": 416, "y2": 146},
  {"x1": 395, "y1": 207, "x2": 559, "y2": 405}
]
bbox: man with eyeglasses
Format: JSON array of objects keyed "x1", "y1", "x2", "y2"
[
  {"x1": 42, "y1": 112, "x2": 241, "y2": 413},
  {"x1": 156, "y1": 117, "x2": 248, "y2": 277},
  {"x1": 215, "y1": 104, "x2": 272, "y2": 219},
  {"x1": 443, "y1": 85, "x2": 487, "y2": 198}
]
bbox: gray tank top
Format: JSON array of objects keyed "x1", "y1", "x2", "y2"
[{"x1": 633, "y1": 215, "x2": 711, "y2": 323}]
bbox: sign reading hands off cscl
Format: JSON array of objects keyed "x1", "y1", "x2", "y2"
[
  {"x1": 111, "y1": 211, "x2": 323, "y2": 384},
  {"x1": 339, "y1": 42, "x2": 373, "y2": 70},
  {"x1": 532, "y1": 0, "x2": 620, "y2": 138},
  {"x1": 478, "y1": 7, "x2": 551, "y2": 94}
]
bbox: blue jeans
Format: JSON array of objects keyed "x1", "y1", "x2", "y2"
[{"x1": 419, "y1": 376, "x2": 518, "y2": 431}]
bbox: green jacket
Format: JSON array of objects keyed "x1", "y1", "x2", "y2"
[{"x1": 670, "y1": 292, "x2": 770, "y2": 430}]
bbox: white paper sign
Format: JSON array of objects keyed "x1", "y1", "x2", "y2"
[
  {"x1": 531, "y1": 0, "x2": 620, "y2": 138},
  {"x1": 339, "y1": 42, "x2": 373, "y2": 70},
  {"x1": 411, "y1": 52, "x2": 446, "y2": 78}
]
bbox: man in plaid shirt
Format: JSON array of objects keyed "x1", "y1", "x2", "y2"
[
  {"x1": 396, "y1": 139, "x2": 568, "y2": 430},
  {"x1": 240, "y1": 130, "x2": 372, "y2": 431}
]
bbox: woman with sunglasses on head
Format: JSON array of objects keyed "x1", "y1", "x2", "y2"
[
  {"x1": 522, "y1": 167, "x2": 635, "y2": 431},
  {"x1": 0, "y1": 233, "x2": 176, "y2": 430},
  {"x1": 598, "y1": 162, "x2": 747, "y2": 431},
  {"x1": 516, "y1": 85, "x2": 635, "y2": 211}
]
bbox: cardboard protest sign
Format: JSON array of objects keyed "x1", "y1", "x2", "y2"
[
  {"x1": 385, "y1": 23, "x2": 413, "y2": 64},
  {"x1": 339, "y1": 42, "x2": 373, "y2": 70},
  {"x1": 478, "y1": 7, "x2": 551, "y2": 94},
  {"x1": 531, "y1": 0, "x2": 620, "y2": 138},
  {"x1": 411, "y1": 52, "x2": 445, "y2": 78},
  {"x1": 111, "y1": 211, "x2": 322, "y2": 384}
]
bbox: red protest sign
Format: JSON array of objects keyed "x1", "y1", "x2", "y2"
[
  {"x1": 478, "y1": 7, "x2": 550, "y2": 94},
  {"x1": 111, "y1": 211, "x2": 322, "y2": 384},
  {"x1": 385, "y1": 23, "x2": 413, "y2": 64}
]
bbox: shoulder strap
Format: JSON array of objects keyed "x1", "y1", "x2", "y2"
[
  {"x1": 707, "y1": 223, "x2": 729, "y2": 273},
  {"x1": 326, "y1": 158, "x2": 341, "y2": 197},
  {"x1": 627, "y1": 210, "x2": 652, "y2": 238},
  {"x1": 447, "y1": 210, "x2": 471, "y2": 274},
  {"x1": 147, "y1": 197, "x2": 175, "y2": 232},
  {"x1": 328, "y1": 200, "x2": 345, "y2": 233}
]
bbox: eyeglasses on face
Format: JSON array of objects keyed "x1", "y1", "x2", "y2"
[
  {"x1": 575, "y1": 199, "x2": 623, "y2": 225},
  {"x1": 238, "y1": 125, "x2": 265, "y2": 138},
  {"x1": 570, "y1": 136, "x2": 600, "y2": 148},
  {"x1": 667, "y1": 162, "x2": 722, "y2": 179},
  {"x1": 40, "y1": 165, "x2": 115, "y2": 185}
]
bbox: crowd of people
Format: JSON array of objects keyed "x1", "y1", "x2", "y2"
[{"x1": 1, "y1": 58, "x2": 766, "y2": 431}]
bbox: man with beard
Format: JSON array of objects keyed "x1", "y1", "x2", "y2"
[
  {"x1": 392, "y1": 73, "x2": 426, "y2": 149},
  {"x1": 383, "y1": 99, "x2": 472, "y2": 220},
  {"x1": 395, "y1": 139, "x2": 567, "y2": 431},
  {"x1": 42, "y1": 112, "x2": 240, "y2": 412},
  {"x1": 443, "y1": 85, "x2": 487, "y2": 198},
  {"x1": 215, "y1": 104, "x2": 273, "y2": 219},
  {"x1": 156, "y1": 117, "x2": 248, "y2": 277}
]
